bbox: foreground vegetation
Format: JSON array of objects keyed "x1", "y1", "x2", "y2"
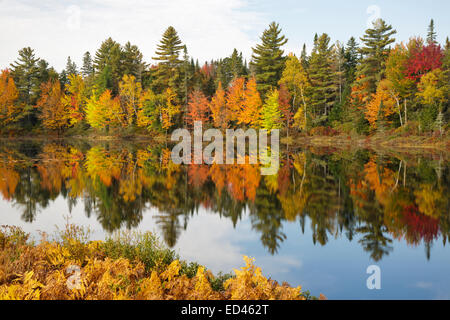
[{"x1": 0, "y1": 225, "x2": 317, "y2": 300}]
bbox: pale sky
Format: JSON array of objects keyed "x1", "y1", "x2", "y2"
[{"x1": 1, "y1": 0, "x2": 449, "y2": 72}]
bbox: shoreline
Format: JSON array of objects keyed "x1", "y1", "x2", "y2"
[{"x1": 1, "y1": 133, "x2": 448, "y2": 151}]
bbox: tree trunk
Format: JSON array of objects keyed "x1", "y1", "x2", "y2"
[{"x1": 404, "y1": 99, "x2": 407, "y2": 125}]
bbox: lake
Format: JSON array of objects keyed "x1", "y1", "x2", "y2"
[{"x1": 0, "y1": 139, "x2": 448, "y2": 299}]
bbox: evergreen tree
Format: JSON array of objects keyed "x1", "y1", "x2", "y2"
[
  {"x1": 215, "y1": 49, "x2": 248, "y2": 89},
  {"x1": 10, "y1": 47, "x2": 40, "y2": 105},
  {"x1": 152, "y1": 26, "x2": 184, "y2": 95},
  {"x1": 122, "y1": 41, "x2": 146, "y2": 82},
  {"x1": 65, "y1": 56, "x2": 78, "y2": 76},
  {"x1": 36, "y1": 59, "x2": 59, "y2": 88},
  {"x1": 307, "y1": 33, "x2": 337, "y2": 123},
  {"x1": 250, "y1": 22, "x2": 287, "y2": 95},
  {"x1": 229, "y1": 49, "x2": 247, "y2": 79},
  {"x1": 81, "y1": 51, "x2": 94, "y2": 79},
  {"x1": 356, "y1": 19, "x2": 396, "y2": 95},
  {"x1": 332, "y1": 41, "x2": 345, "y2": 104},
  {"x1": 182, "y1": 46, "x2": 190, "y2": 108},
  {"x1": 300, "y1": 43, "x2": 309, "y2": 70},
  {"x1": 344, "y1": 37, "x2": 359, "y2": 83},
  {"x1": 93, "y1": 37, "x2": 123, "y2": 93},
  {"x1": 427, "y1": 19, "x2": 437, "y2": 44}
]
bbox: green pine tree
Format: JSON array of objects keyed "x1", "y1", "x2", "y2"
[
  {"x1": 93, "y1": 37, "x2": 123, "y2": 93},
  {"x1": 307, "y1": 33, "x2": 338, "y2": 124},
  {"x1": 65, "y1": 56, "x2": 78, "y2": 76},
  {"x1": 81, "y1": 51, "x2": 94, "y2": 79},
  {"x1": 122, "y1": 41, "x2": 146, "y2": 82},
  {"x1": 344, "y1": 37, "x2": 359, "y2": 83},
  {"x1": 250, "y1": 22, "x2": 287, "y2": 95},
  {"x1": 10, "y1": 47, "x2": 40, "y2": 105},
  {"x1": 355, "y1": 18, "x2": 396, "y2": 95},
  {"x1": 427, "y1": 19, "x2": 437, "y2": 44},
  {"x1": 152, "y1": 26, "x2": 184, "y2": 95},
  {"x1": 300, "y1": 43, "x2": 309, "y2": 70}
]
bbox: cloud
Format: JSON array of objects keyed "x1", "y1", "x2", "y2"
[{"x1": 0, "y1": 0, "x2": 266, "y2": 71}]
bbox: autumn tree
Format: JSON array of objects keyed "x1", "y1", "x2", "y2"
[
  {"x1": 36, "y1": 80, "x2": 69, "y2": 133},
  {"x1": 119, "y1": 74, "x2": 142, "y2": 126},
  {"x1": 136, "y1": 89, "x2": 161, "y2": 131},
  {"x1": 364, "y1": 79, "x2": 396, "y2": 130},
  {"x1": 209, "y1": 82, "x2": 228, "y2": 130},
  {"x1": 186, "y1": 89, "x2": 210, "y2": 128},
  {"x1": 277, "y1": 84, "x2": 292, "y2": 132},
  {"x1": 261, "y1": 89, "x2": 282, "y2": 131},
  {"x1": 62, "y1": 74, "x2": 86, "y2": 126},
  {"x1": 240, "y1": 77, "x2": 262, "y2": 128},
  {"x1": 226, "y1": 77, "x2": 246, "y2": 124},
  {"x1": 385, "y1": 43, "x2": 415, "y2": 126},
  {"x1": 279, "y1": 54, "x2": 310, "y2": 131},
  {"x1": 405, "y1": 42, "x2": 443, "y2": 81},
  {"x1": 85, "y1": 89, "x2": 123, "y2": 130},
  {"x1": 0, "y1": 70, "x2": 20, "y2": 130},
  {"x1": 160, "y1": 87, "x2": 182, "y2": 132},
  {"x1": 416, "y1": 68, "x2": 447, "y2": 133}
]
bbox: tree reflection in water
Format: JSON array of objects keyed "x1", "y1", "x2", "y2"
[{"x1": 0, "y1": 140, "x2": 448, "y2": 261}]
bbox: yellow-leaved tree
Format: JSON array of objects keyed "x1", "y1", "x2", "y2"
[
  {"x1": 279, "y1": 54, "x2": 310, "y2": 131},
  {"x1": 119, "y1": 74, "x2": 142, "y2": 126},
  {"x1": 85, "y1": 89, "x2": 124, "y2": 130},
  {"x1": 62, "y1": 74, "x2": 86, "y2": 126},
  {"x1": 160, "y1": 87, "x2": 181, "y2": 132}
]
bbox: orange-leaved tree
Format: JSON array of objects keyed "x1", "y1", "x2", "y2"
[
  {"x1": 0, "y1": 69, "x2": 20, "y2": 129},
  {"x1": 364, "y1": 79, "x2": 396, "y2": 130},
  {"x1": 36, "y1": 80, "x2": 69, "y2": 133},
  {"x1": 209, "y1": 82, "x2": 228, "y2": 130},
  {"x1": 241, "y1": 77, "x2": 262, "y2": 128},
  {"x1": 186, "y1": 89, "x2": 210, "y2": 128},
  {"x1": 226, "y1": 77, "x2": 246, "y2": 124}
]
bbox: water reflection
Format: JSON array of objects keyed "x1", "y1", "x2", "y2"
[{"x1": 0, "y1": 140, "x2": 448, "y2": 261}]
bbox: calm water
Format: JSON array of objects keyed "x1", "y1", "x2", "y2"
[{"x1": 0, "y1": 139, "x2": 449, "y2": 299}]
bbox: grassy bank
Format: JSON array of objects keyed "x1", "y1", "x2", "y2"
[{"x1": 0, "y1": 225, "x2": 318, "y2": 300}]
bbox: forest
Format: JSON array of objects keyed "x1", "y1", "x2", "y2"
[{"x1": 0, "y1": 19, "x2": 448, "y2": 140}]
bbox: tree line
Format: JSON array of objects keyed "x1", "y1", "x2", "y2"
[{"x1": 0, "y1": 19, "x2": 448, "y2": 136}]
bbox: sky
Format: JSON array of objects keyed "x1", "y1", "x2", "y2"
[{"x1": 0, "y1": 0, "x2": 449, "y2": 72}]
